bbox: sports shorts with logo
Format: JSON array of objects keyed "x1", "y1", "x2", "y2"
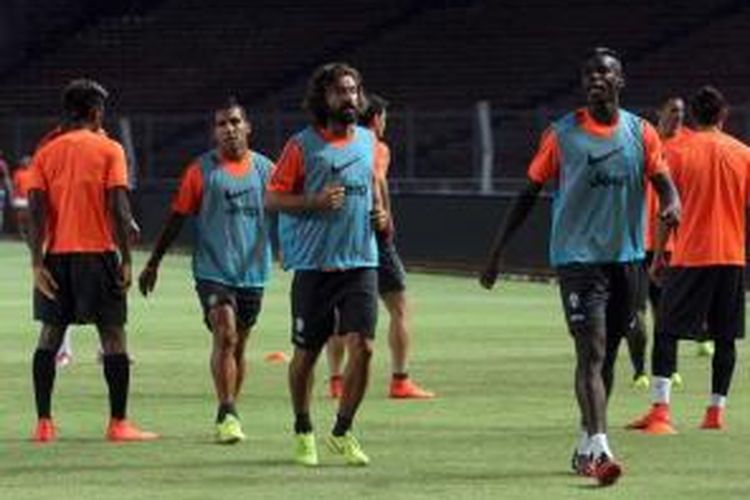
[
  {"x1": 557, "y1": 262, "x2": 643, "y2": 337},
  {"x1": 290, "y1": 268, "x2": 378, "y2": 351},
  {"x1": 195, "y1": 279, "x2": 263, "y2": 332}
]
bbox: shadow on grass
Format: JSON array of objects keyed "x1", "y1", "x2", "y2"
[
  {"x1": 0, "y1": 458, "x2": 573, "y2": 485},
  {"x1": 420, "y1": 469, "x2": 571, "y2": 481},
  {"x1": 574, "y1": 482, "x2": 621, "y2": 490},
  {"x1": 0, "y1": 457, "x2": 292, "y2": 476}
]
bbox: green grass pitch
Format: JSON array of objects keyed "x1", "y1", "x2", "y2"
[{"x1": 0, "y1": 240, "x2": 748, "y2": 499}]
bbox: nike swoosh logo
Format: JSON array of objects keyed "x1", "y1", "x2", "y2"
[
  {"x1": 224, "y1": 188, "x2": 252, "y2": 201},
  {"x1": 587, "y1": 146, "x2": 623, "y2": 165},
  {"x1": 331, "y1": 156, "x2": 362, "y2": 174}
]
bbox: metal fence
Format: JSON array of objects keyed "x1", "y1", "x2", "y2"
[{"x1": 2, "y1": 104, "x2": 749, "y2": 194}]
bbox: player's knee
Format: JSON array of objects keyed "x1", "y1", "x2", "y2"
[
  {"x1": 291, "y1": 346, "x2": 320, "y2": 372},
  {"x1": 209, "y1": 304, "x2": 235, "y2": 334},
  {"x1": 588, "y1": 345, "x2": 606, "y2": 369},
  {"x1": 99, "y1": 326, "x2": 127, "y2": 354},
  {"x1": 37, "y1": 324, "x2": 66, "y2": 351},
  {"x1": 234, "y1": 329, "x2": 250, "y2": 351},
  {"x1": 214, "y1": 331, "x2": 239, "y2": 352},
  {"x1": 627, "y1": 311, "x2": 646, "y2": 337},
  {"x1": 576, "y1": 335, "x2": 606, "y2": 371},
  {"x1": 347, "y1": 334, "x2": 374, "y2": 360},
  {"x1": 384, "y1": 292, "x2": 407, "y2": 318},
  {"x1": 713, "y1": 338, "x2": 736, "y2": 361}
]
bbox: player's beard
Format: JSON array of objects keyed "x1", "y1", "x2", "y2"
[
  {"x1": 221, "y1": 136, "x2": 247, "y2": 159},
  {"x1": 330, "y1": 106, "x2": 358, "y2": 125}
]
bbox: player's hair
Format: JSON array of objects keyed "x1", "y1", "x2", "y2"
[
  {"x1": 213, "y1": 95, "x2": 248, "y2": 121},
  {"x1": 659, "y1": 95, "x2": 684, "y2": 108},
  {"x1": 689, "y1": 86, "x2": 727, "y2": 126},
  {"x1": 303, "y1": 62, "x2": 363, "y2": 126},
  {"x1": 582, "y1": 46, "x2": 624, "y2": 73},
  {"x1": 359, "y1": 93, "x2": 389, "y2": 127},
  {"x1": 61, "y1": 79, "x2": 108, "y2": 122}
]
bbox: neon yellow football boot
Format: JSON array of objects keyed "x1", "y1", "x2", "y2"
[
  {"x1": 696, "y1": 341, "x2": 715, "y2": 358},
  {"x1": 215, "y1": 414, "x2": 246, "y2": 444},
  {"x1": 326, "y1": 432, "x2": 370, "y2": 466},
  {"x1": 294, "y1": 432, "x2": 319, "y2": 466},
  {"x1": 632, "y1": 374, "x2": 650, "y2": 390}
]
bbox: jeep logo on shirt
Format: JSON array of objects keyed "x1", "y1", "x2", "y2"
[
  {"x1": 586, "y1": 147, "x2": 627, "y2": 188},
  {"x1": 227, "y1": 205, "x2": 260, "y2": 216},
  {"x1": 342, "y1": 183, "x2": 367, "y2": 196},
  {"x1": 588, "y1": 171, "x2": 626, "y2": 188}
]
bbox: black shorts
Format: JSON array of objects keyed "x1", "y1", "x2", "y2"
[
  {"x1": 33, "y1": 252, "x2": 126, "y2": 327},
  {"x1": 658, "y1": 266, "x2": 745, "y2": 340},
  {"x1": 290, "y1": 268, "x2": 378, "y2": 351},
  {"x1": 557, "y1": 262, "x2": 644, "y2": 338},
  {"x1": 195, "y1": 280, "x2": 263, "y2": 332},
  {"x1": 377, "y1": 234, "x2": 406, "y2": 295}
]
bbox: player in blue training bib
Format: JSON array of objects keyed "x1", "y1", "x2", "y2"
[
  {"x1": 479, "y1": 48, "x2": 681, "y2": 486},
  {"x1": 267, "y1": 62, "x2": 389, "y2": 467},
  {"x1": 138, "y1": 97, "x2": 274, "y2": 444}
]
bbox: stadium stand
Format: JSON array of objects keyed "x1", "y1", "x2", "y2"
[{"x1": 0, "y1": 0, "x2": 748, "y2": 182}]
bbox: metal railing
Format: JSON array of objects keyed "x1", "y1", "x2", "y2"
[{"x1": 2, "y1": 104, "x2": 749, "y2": 194}]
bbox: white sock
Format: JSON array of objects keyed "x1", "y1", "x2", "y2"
[
  {"x1": 652, "y1": 376, "x2": 672, "y2": 404},
  {"x1": 589, "y1": 433, "x2": 613, "y2": 458},
  {"x1": 57, "y1": 329, "x2": 73, "y2": 357},
  {"x1": 710, "y1": 394, "x2": 727, "y2": 408},
  {"x1": 576, "y1": 430, "x2": 590, "y2": 455}
]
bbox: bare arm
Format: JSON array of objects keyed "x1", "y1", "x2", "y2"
[
  {"x1": 108, "y1": 187, "x2": 134, "y2": 291},
  {"x1": 370, "y1": 175, "x2": 390, "y2": 232},
  {"x1": 27, "y1": 189, "x2": 59, "y2": 299},
  {"x1": 27, "y1": 189, "x2": 46, "y2": 267},
  {"x1": 649, "y1": 171, "x2": 681, "y2": 229},
  {"x1": 137, "y1": 211, "x2": 186, "y2": 296},
  {"x1": 479, "y1": 180, "x2": 543, "y2": 289},
  {"x1": 379, "y1": 175, "x2": 392, "y2": 216},
  {"x1": 15, "y1": 206, "x2": 31, "y2": 248},
  {"x1": 108, "y1": 187, "x2": 133, "y2": 264},
  {"x1": 648, "y1": 171, "x2": 681, "y2": 282},
  {"x1": 648, "y1": 216, "x2": 672, "y2": 284},
  {"x1": 265, "y1": 186, "x2": 345, "y2": 213},
  {"x1": 2, "y1": 176, "x2": 12, "y2": 200}
]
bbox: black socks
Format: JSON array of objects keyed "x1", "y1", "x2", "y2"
[
  {"x1": 102, "y1": 353, "x2": 130, "y2": 419},
  {"x1": 295, "y1": 412, "x2": 313, "y2": 434},
  {"x1": 33, "y1": 349, "x2": 57, "y2": 419}
]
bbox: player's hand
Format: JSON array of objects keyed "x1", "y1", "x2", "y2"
[
  {"x1": 479, "y1": 265, "x2": 500, "y2": 290},
  {"x1": 370, "y1": 208, "x2": 389, "y2": 231},
  {"x1": 128, "y1": 218, "x2": 141, "y2": 244},
  {"x1": 117, "y1": 261, "x2": 132, "y2": 293},
  {"x1": 33, "y1": 265, "x2": 59, "y2": 300},
  {"x1": 316, "y1": 185, "x2": 346, "y2": 210},
  {"x1": 138, "y1": 263, "x2": 159, "y2": 297},
  {"x1": 648, "y1": 252, "x2": 668, "y2": 286},
  {"x1": 659, "y1": 202, "x2": 681, "y2": 228}
]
